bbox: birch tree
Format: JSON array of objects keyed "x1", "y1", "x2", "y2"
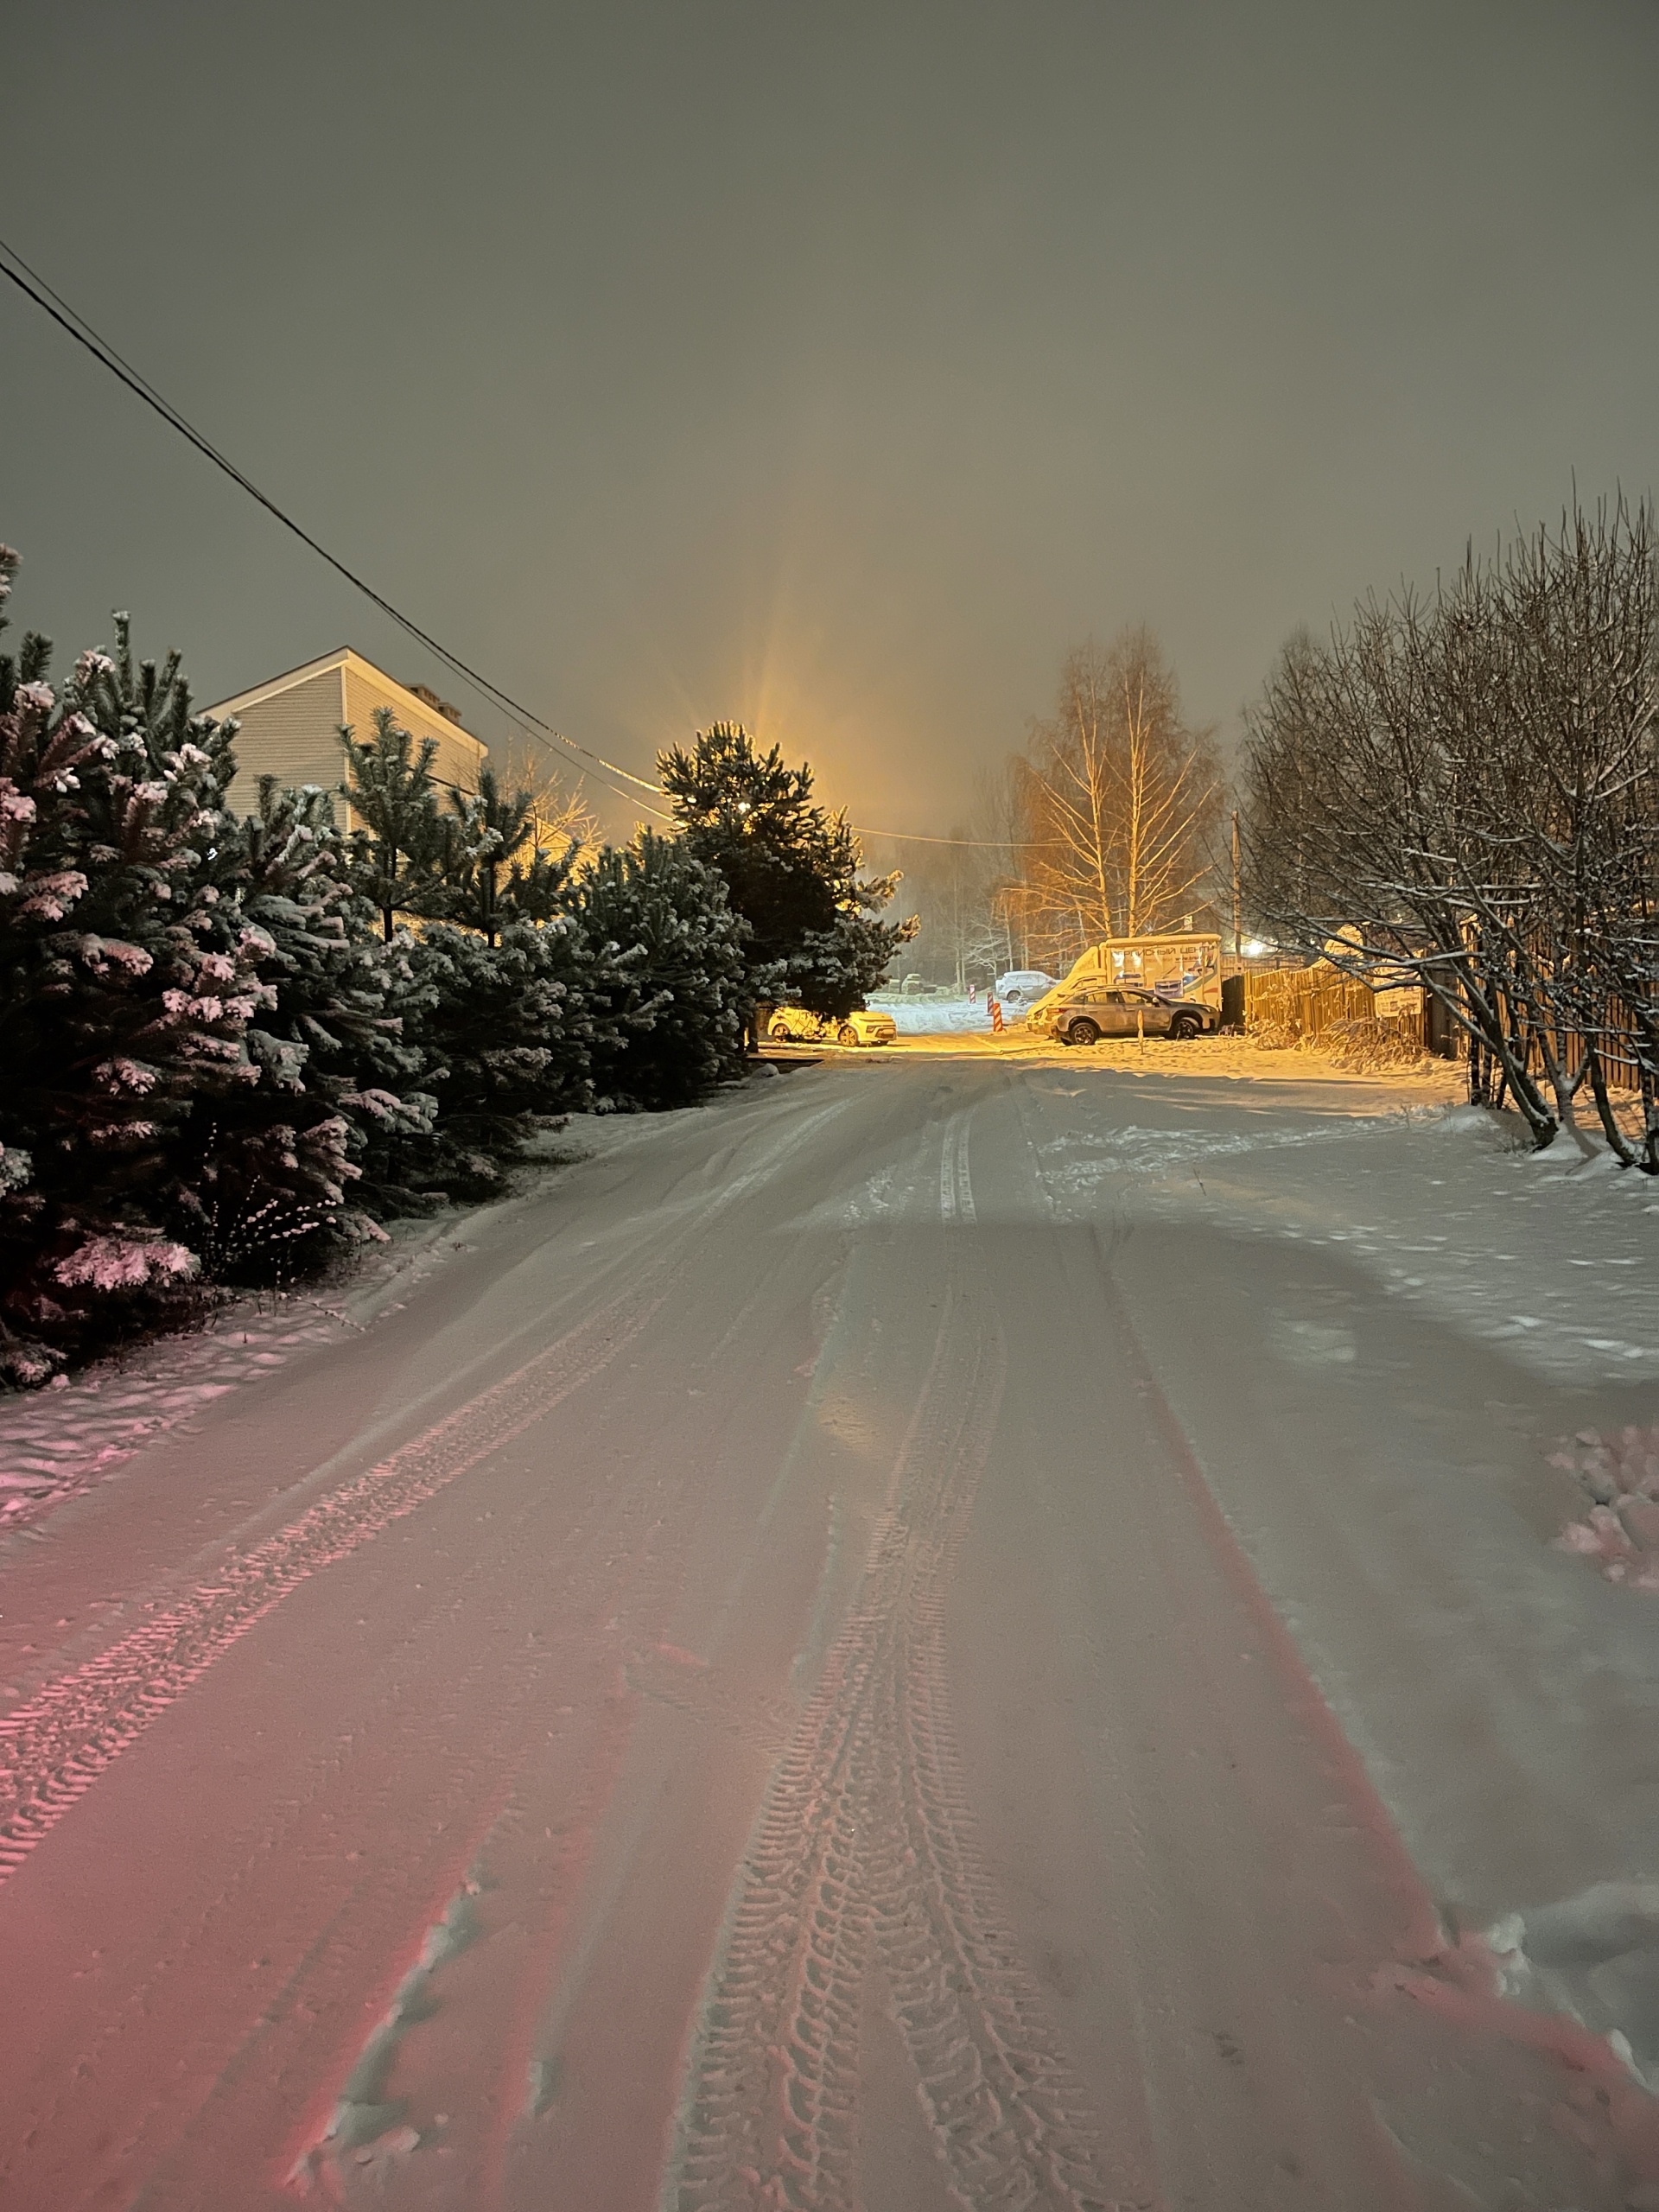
[{"x1": 1014, "y1": 630, "x2": 1221, "y2": 961}]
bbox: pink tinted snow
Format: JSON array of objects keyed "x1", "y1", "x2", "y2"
[
  {"x1": 54, "y1": 1235, "x2": 198, "y2": 1294},
  {"x1": 94, "y1": 1057, "x2": 161, "y2": 1096},
  {"x1": 75, "y1": 933, "x2": 152, "y2": 976},
  {"x1": 0, "y1": 1278, "x2": 658, "y2": 1885},
  {"x1": 1554, "y1": 1426, "x2": 1659, "y2": 1592},
  {"x1": 17, "y1": 869, "x2": 89, "y2": 921}
]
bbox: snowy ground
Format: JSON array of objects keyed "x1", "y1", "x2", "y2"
[{"x1": 1, "y1": 1057, "x2": 1656, "y2": 2209}]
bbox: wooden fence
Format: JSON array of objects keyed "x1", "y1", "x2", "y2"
[
  {"x1": 1243, "y1": 965, "x2": 1648, "y2": 1093},
  {"x1": 1242, "y1": 967, "x2": 1425, "y2": 1052}
]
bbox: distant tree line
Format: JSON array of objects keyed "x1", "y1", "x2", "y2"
[
  {"x1": 0, "y1": 546, "x2": 908, "y2": 1384},
  {"x1": 1239, "y1": 496, "x2": 1658, "y2": 1166}
]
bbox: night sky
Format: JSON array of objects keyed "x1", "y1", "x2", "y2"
[{"x1": 3, "y1": 1, "x2": 1656, "y2": 840}]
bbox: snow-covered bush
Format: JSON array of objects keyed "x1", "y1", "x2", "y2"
[
  {"x1": 1553, "y1": 1426, "x2": 1659, "y2": 1592},
  {"x1": 577, "y1": 830, "x2": 748, "y2": 1109}
]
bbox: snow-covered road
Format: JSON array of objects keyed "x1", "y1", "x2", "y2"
[{"x1": 3, "y1": 1056, "x2": 1656, "y2": 2209}]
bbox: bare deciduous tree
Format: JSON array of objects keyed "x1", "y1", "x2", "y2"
[
  {"x1": 1013, "y1": 630, "x2": 1222, "y2": 967},
  {"x1": 1242, "y1": 496, "x2": 1658, "y2": 1165},
  {"x1": 493, "y1": 743, "x2": 599, "y2": 869}
]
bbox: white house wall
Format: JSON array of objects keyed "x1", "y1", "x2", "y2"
[
  {"x1": 339, "y1": 664, "x2": 485, "y2": 805},
  {"x1": 219, "y1": 664, "x2": 351, "y2": 823},
  {"x1": 213, "y1": 653, "x2": 487, "y2": 834}
]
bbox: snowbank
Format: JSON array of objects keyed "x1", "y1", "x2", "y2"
[
  {"x1": 0, "y1": 1214, "x2": 471, "y2": 1527},
  {"x1": 0, "y1": 1084, "x2": 772, "y2": 1529}
]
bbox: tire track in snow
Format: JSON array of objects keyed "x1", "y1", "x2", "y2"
[
  {"x1": 0, "y1": 1286, "x2": 660, "y2": 1885},
  {"x1": 115, "y1": 1287, "x2": 747, "y2": 2209},
  {"x1": 938, "y1": 1109, "x2": 977, "y2": 1227},
  {"x1": 264, "y1": 1173, "x2": 847, "y2": 2205},
  {"x1": 865, "y1": 1361, "x2": 1123, "y2": 2209},
  {"x1": 0, "y1": 1095, "x2": 847, "y2": 1889},
  {"x1": 664, "y1": 1108, "x2": 1123, "y2": 2211}
]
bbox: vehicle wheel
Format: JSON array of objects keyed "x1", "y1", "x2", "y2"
[
  {"x1": 1067, "y1": 1018, "x2": 1101, "y2": 1046},
  {"x1": 1169, "y1": 1014, "x2": 1199, "y2": 1040},
  {"x1": 768, "y1": 1018, "x2": 791, "y2": 1040},
  {"x1": 837, "y1": 1024, "x2": 860, "y2": 1047}
]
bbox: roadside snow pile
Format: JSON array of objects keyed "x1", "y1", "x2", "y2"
[
  {"x1": 1314, "y1": 1015, "x2": 1430, "y2": 1072},
  {"x1": 1553, "y1": 1426, "x2": 1659, "y2": 1592},
  {"x1": 899, "y1": 1026, "x2": 1472, "y2": 1094},
  {"x1": 0, "y1": 1212, "x2": 471, "y2": 1527},
  {"x1": 1045, "y1": 1117, "x2": 1357, "y2": 1175}
]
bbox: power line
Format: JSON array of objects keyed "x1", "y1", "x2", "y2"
[
  {"x1": 0, "y1": 232, "x2": 674, "y2": 820},
  {"x1": 0, "y1": 236, "x2": 1071, "y2": 856}
]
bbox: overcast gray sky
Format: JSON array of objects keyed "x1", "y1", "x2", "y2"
[{"x1": 3, "y1": 0, "x2": 1656, "y2": 842}]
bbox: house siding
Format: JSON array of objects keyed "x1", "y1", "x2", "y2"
[
  {"x1": 212, "y1": 653, "x2": 487, "y2": 835},
  {"x1": 220, "y1": 666, "x2": 351, "y2": 823},
  {"x1": 340, "y1": 664, "x2": 484, "y2": 804}
]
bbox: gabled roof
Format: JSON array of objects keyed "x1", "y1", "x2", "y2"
[{"x1": 203, "y1": 647, "x2": 486, "y2": 757}]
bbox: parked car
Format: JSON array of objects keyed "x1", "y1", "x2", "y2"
[
  {"x1": 1034, "y1": 982, "x2": 1217, "y2": 1046},
  {"x1": 767, "y1": 1005, "x2": 898, "y2": 1048},
  {"x1": 993, "y1": 969, "x2": 1057, "y2": 1013}
]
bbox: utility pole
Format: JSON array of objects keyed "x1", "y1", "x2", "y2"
[{"x1": 1230, "y1": 810, "x2": 1242, "y2": 965}]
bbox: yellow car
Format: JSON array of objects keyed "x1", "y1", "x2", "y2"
[{"x1": 766, "y1": 1006, "x2": 898, "y2": 1048}]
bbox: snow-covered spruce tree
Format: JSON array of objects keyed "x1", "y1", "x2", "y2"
[
  {"x1": 185, "y1": 776, "x2": 441, "y2": 1272},
  {"x1": 434, "y1": 766, "x2": 582, "y2": 944},
  {"x1": 207, "y1": 775, "x2": 597, "y2": 1227},
  {"x1": 339, "y1": 706, "x2": 447, "y2": 939},
  {"x1": 658, "y1": 721, "x2": 915, "y2": 1022},
  {"x1": 791, "y1": 874, "x2": 917, "y2": 1018},
  {"x1": 396, "y1": 918, "x2": 600, "y2": 1195},
  {"x1": 0, "y1": 567, "x2": 268, "y2": 1380},
  {"x1": 577, "y1": 830, "x2": 749, "y2": 1109}
]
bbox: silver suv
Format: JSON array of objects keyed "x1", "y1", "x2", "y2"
[{"x1": 1039, "y1": 982, "x2": 1216, "y2": 1046}]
